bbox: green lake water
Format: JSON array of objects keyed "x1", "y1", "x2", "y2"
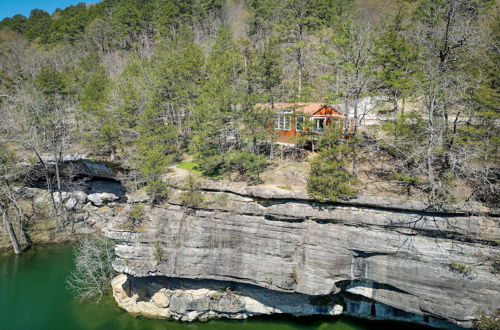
[{"x1": 0, "y1": 244, "x2": 430, "y2": 330}]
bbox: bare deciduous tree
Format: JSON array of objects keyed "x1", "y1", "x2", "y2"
[{"x1": 66, "y1": 235, "x2": 116, "y2": 302}]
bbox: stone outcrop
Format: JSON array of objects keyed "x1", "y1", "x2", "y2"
[
  {"x1": 104, "y1": 182, "x2": 499, "y2": 328},
  {"x1": 0, "y1": 187, "x2": 117, "y2": 254},
  {"x1": 111, "y1": 273, "x2": 343, "y2": 321},
  {"x1": 88, "y1": 192, "x2": 119, "y2": 206}
]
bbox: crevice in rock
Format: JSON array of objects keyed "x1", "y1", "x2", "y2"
[
  {"x1": 162, "y1": 200, "x2": 497, "y2": 246},
  {"x1": 196, "y1": 186, "x2": 499, "y2": 217}
]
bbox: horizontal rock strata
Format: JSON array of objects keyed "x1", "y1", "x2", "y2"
[
  {"x1": 104, "y1": 185, "x2": 499, "y2": 328},
  {"x1": 111, "y1": 273, "x2": 343, "y2": 321}
]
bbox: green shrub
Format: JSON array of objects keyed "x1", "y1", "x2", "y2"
[
  {"x1": 307, "y1": 128, "x2": 359, "y2": 202},
  {"x1": 180, "y1": 174, "x2": 204, "y2": 208},
  {"x1": 146, "y1": 179, "x2": 170, "y2": 204},
  {"x1": 196, "y1": 155, "x2": 225, "y2": 177},
  {"x1": 390, "y1": 172, "x2": 423, "y2": 195},
  {"x1": 194, "y1": 151, "x2": 267, "y2": 183},
  {"x1": 128, "y1": 204, "x2": 144, "y2": 222},
  {"x1": 291, "y1": 266, "x2": 300, "y2": 285},
  {"x1": 308, "y1": 154, "x2": 359, "y2": 201},
  {"x1": 489, "y1": 255, "x2": 500, "y2": 275},
  {"x1": 475, "y1": 310, "x2": 500, "y2": 330},
  {"x1": 224, "y1": 151, "x2": 267, "y2": 183},
  {"x1": 449, "y1": 261, "x2": 474, "y2": 276},
  {"x1": 213, "y1": 192, "x2": 229, "y2": 207},
  {"x1": 152, "y1": 241, "x2": 163, "y2": 263}
]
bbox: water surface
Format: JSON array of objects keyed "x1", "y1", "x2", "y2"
[{"x1": 0, "y1": 244, "x2": 430, "y2": 330}]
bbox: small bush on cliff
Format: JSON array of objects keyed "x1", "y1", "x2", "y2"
[
  {"x1": 449, "y1": 261, "x2": 475, "y2": 277},
  {"x1": 128, "y1": 204, "x2": 144, "y2": 222},
  {"x1": 489, "y1": 255, "x2": 500, "y2": 275},
  {"x1": 474, "y1": 310, "x2": 500, "y2": 330},
  {"x1": 152, "y1": 241, "x2": 163, "y2": 263},
  {"x1": 67, "y1": 235, "x2": 116, "y2": 302},
  {"x1": 180, "y1": 174, "x2": 204, "y2": 209},
  {"x1": 146, "y1": 179, "x2": 171, "y2": 204}
]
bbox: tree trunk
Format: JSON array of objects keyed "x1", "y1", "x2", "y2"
[
  {"x1": 2, "y1": 207, "x2": 21, "y2": 254},
  {"x1": 33, "y1": 149, "x2": 59, "y2": 219},
  {"x1": 296, "y1": 24, "x2": 304, "y2": 100},
  {"x1": 297, "y1": 47, "x2": 303, "y2": 99},
  {"x1": 393, "y1": 90, "x2": 399, "y2": 120},
  {"x1": 3, "y1": 180, "x2": 29, "y2": 247}
]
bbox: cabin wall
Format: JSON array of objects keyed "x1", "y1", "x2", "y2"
[{"x1": 273, "y1": 106, "x2": 347, "y2": 144}]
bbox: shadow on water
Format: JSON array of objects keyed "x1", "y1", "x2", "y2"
[{"x1": 0, "y1": 244, "x2": 434, "y2": 330}]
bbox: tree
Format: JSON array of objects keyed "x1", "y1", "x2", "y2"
[
  {"x1": 78, "y1": 60, "x2": 118, "y2": 161},
  {"x1": 255, "y1": 38, "x2": 284, "y2": 106},
  {"x1": 0, "y1": 144, "x2": 29, "y2": 254},
  {"x1": 153, "y1": 0, "x2": 194, "y2": 37},
  {"x1": 132, "y1": 105, "x2": 178, "y2": 203},
  {"x1": 3, "y1": 65, "x2": 76, "y2": 223},
  {"x1": 322, "y1": 12, "x2": 374, "y2": 174},
  {"x1": 66, "y1": 235, "x2": 116, "y2": 301},
  {"x1": 279, "y1": 0, "x2": 316, "y2": 99},
  {"x1": 85, "y1": 18, "x2": 112, "y2": 54},
  {"x1": 149, "y1": 34, "x2": 205, "y2": 148},
  {"x1": 189, "y1": 27, "x2": 244, "y2": 175},
  {"x1": 411, "y1": 0, "x2": 494, "y2": 206},
  {"x1": 24, "y1": 9, "x2": 52, "y2": 42},
  {"x1": 0, "y1": 14, "x2": 28, "y2": 34},
  {"x1": 240, "y1": 40, "x2": 279, "y2": 156},
  {"x1": 180, "y1": 174, "x2": 204, "y2": 208},
  {"x1": 307, "y1": 128, "x2": 359, "y2": 201},
  {"x1": 373, "y1": 6, "x2": 418, "y2": 117}
]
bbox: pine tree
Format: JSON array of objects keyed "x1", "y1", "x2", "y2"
[
  {"x1": 374, "y1": 7, "x2": 417, "y2": 117},
  {"x1": 133, "y1": 105, "x2": 178, "y2": 203},
  {"x1": 307, "y1": 128, "x2": 359, "y2": 201},
  {"x1": 189, "y1": 27, "x2": 244, "y2": 175}
]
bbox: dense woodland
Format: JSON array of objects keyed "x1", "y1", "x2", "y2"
[{"x1": 0, "y1": 0, "x2": 498, "y2": 229}]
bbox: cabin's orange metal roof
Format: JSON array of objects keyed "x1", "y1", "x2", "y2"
[{"x1": 255, "y1": 102, "x2": 346, "y2": 118}]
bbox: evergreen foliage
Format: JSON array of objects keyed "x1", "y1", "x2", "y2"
[
  {"x1": 0, "y1": 0, "x2": 497, "y2": 210},
  {"x1": 180, "y1": 174, "x2": 204, "y2": 208},
  {"x1": 307, "y1": 128, "x2": 359, "y2": 201}
]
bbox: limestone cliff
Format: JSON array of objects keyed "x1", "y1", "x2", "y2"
[{"x1": 103, "y1": 180, "x2": 499, "y2": 328}]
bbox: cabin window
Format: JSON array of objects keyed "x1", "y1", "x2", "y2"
[
  {"x1": 331, "y1": 119, "x2": 341, "y2": 131},
  {"x1": 274, "y1": 113, "x2": 291, "y2": 130},
  {"x1": 295, "y1": 115, "x2": 305, "y2": 131},
  {"x1": 313, "y1": 118, "x2": 325, "y2": 132}
]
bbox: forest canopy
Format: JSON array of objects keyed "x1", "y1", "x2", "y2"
[{"x1": 0, "y1": 0, "x2": 498, "y2": 209}]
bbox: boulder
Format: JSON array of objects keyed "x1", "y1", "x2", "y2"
[
  {"x1": 64, "y1": 197, "x2": 78, "y2": 210},
  {"x1": 71, "y1": 191, "x2": 88, "y2": 203},
  {"x1": 126, "y1": 188, "x2": 150, "y2": 204},
  {"x1": 88, "y1": 192, "x2": 119, "y2": 206}
]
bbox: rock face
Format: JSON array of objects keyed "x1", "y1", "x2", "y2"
[
  {"x1": 104, "y1": 184, "x2": 499, "y2": 328},
  {"x1": 111, "y1": 273, "x2": 343, "y2": 321},
  {"x1": 0, "y1": 187, "x2": 115, "y2": 254}
]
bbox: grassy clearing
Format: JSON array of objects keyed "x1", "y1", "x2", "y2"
[{"x1": 177, "y1": 161, "x2": 201, "y2": 174}]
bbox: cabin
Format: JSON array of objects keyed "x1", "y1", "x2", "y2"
[{"x1": 257, "y1": 102, "x2": 348, "y2": 145}]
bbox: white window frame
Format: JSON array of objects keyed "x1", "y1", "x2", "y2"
[
  {"x1": 274, "y1": 110, "x2": 292, "y2": 131},
  {"x1": 312, "y1": 118, "x2": 325, "y2": 132}
]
